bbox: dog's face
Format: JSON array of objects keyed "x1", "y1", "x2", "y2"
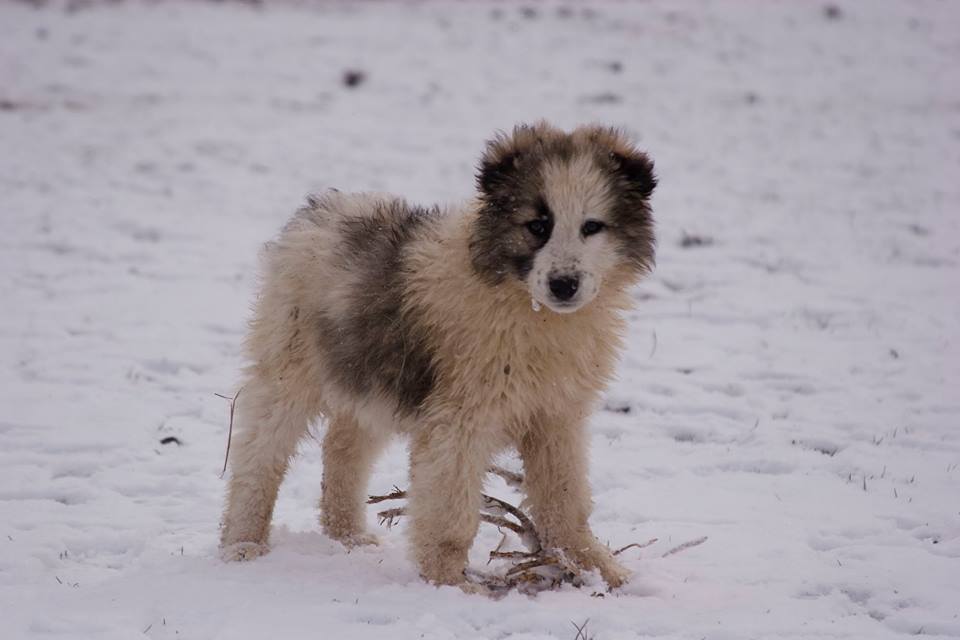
[{"x1": 470, "y1": 123, "x2": 657, "y2": 313}]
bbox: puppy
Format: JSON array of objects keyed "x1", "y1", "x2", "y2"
[{"x1": 220, "y1": 122, "x2": 657, "y2": 588}]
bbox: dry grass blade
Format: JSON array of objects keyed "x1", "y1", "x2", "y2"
[
  {"x1": 571, "y1": 618, "x2": 592, "y2": 640},
  {"x1": 613, "y1": 538, "x2": 658, "y2": 556},
  {"x1": 662, "y1": 535, "x2": 708, "y2": 557},
  {"x1": 215, "y1": 387, "x2": 243, "y2": 478},
  {"x1": 489, "y1": 550, "x2": 538, "y2": 561},
  {"x1": 492, "y1": 532, "x2": 508, "y2": 554},
  {"x1": 376, "y1": 506, "x2": 406, "y2": 528}
]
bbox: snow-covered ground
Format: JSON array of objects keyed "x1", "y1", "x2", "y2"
[{"x1": 1, "y1": 1, "x2": 958, "y2": 638}]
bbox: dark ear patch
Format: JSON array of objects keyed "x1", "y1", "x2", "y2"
[
  {"x1": 477, "y1": 151, "x2": 519, "y2": 196},
  {"x1": 611, "y1": 151, "x2": 657, "y2": 199},
  {"x1": 475, "y1": 122, "x2": 560, "y2": 199},
  {"x1": 576, "y1": 124, "x2": 656, "y2": 200}
]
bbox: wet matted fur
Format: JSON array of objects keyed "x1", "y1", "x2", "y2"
[{"x1": 220, "y1": 122, "x2": 657, "y2": 589}]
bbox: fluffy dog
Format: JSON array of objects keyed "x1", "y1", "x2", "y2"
[{"x1": 219, "y1": 122, "x2": 657, "y2": 588}]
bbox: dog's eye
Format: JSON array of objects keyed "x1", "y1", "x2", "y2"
[
  {"x1": 581, "y1": 220, "x2": 606, "y2": 237},
  {"x1": 526, "y1": 218, "x2": 549, "y2": 238}
]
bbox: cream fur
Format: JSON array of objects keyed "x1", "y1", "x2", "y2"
[{"x1": 220, "y1": 127, "x2": 652, "y2": 590}]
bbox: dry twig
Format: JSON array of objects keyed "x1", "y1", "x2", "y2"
[
  {"x1": 215, "y1": 387, "x2": 243, "y2": 478},
  {"x1": 367, "y1": 480, "x2": 581, "y2": 595},
  {"x1": 367, "y1": 487, "x2": 406, "y2": 505},
  {"x1": 613, "y1": 538, "x2": 658, "y2": 556},
  {"x1": 487, "y1": 465, "x2": 525, "y2": 489},
  {"x1": 367, "y1": 471, "x2": 701, "y2": 596}
]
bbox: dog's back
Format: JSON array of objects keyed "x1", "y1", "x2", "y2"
[{"x1": 245, "y1": 191, "x2": 442, "y2": 416}]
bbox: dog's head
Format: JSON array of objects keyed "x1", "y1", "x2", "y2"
[{"x1": 470, "y1": 122, "x2": 657, "y2": 313}]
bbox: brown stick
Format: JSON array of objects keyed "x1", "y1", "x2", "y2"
[
  {"x1": 480, "y1": 513, "x2": 527, "y2": 537},
  {"x1": 367, "y1": 488, "x2": 406, "y2": 504},
  {"x1": 215, "y1": 387, "x2": 243, "y2": 478},
  {"x1": 612, "y1": 538, "x2": 659, "y2": 556},
  {"x1": 482, "y1": 494, "x2": 540, "y2": 552},
  {"x1": 487, "y1": 465, "x2": 525, "y2": 488}
]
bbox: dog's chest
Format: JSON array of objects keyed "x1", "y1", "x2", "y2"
[{"x1": 437, "y1": 310, "x2": 621, "y2": 425}]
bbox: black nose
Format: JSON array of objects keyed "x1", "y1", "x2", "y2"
[{"x1": 548, "y1": 276, "x2": 579, "y2": 302}]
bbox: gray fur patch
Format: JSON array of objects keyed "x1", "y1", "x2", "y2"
[{"x1": 316, "y1": 199, "x2": 440, "y2": 415}]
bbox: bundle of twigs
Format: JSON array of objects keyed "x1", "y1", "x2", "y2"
[{"x1": 368, "y1": 466, "x2": 659, "y2": 596}]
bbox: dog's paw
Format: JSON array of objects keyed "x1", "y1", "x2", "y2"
[
  {"x1": 596, "y1": 557, "x2": 631, "y2": 590},
  {"x1": 572, "y1": 545, "x2": 631, "y2": 590},
  {"x1": 416, "y1": 542, "x2": 470, "y2": 586},
  {"x1": 220, "y1": 541, "x2": 270, "y2": 562}
]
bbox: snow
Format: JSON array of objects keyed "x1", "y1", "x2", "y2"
[{"x1": 1, "y1": 1, "x2": 958, "y2": 638}]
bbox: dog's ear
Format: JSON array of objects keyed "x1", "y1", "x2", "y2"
[
  {"x1": 609, "y1": 149, "x2": 657, "y2": 200},
  {"x1": 476, "y1": 123, "x2": 545, "y2": 200},
  {"x1": 476, "y1": 147, "x2": 520, "y2": 197},
  {"x1": 578, "y1": 125, "x2": 657, "y2": 200}
]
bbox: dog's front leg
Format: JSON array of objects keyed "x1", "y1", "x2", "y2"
[
  {"x1": 519, "y1": 412, "x2": 629, "y2": 589},
  {"x1": 407, "y1": 419, "x2": 489, "y2": 586}
]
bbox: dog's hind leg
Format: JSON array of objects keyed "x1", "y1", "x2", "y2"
[
  {"x1": 320, "y1": 413, "x2": 391, "y2": 546},
  {"x1": 220, "y1": 371, "x2": 315, "y2": 561}
]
